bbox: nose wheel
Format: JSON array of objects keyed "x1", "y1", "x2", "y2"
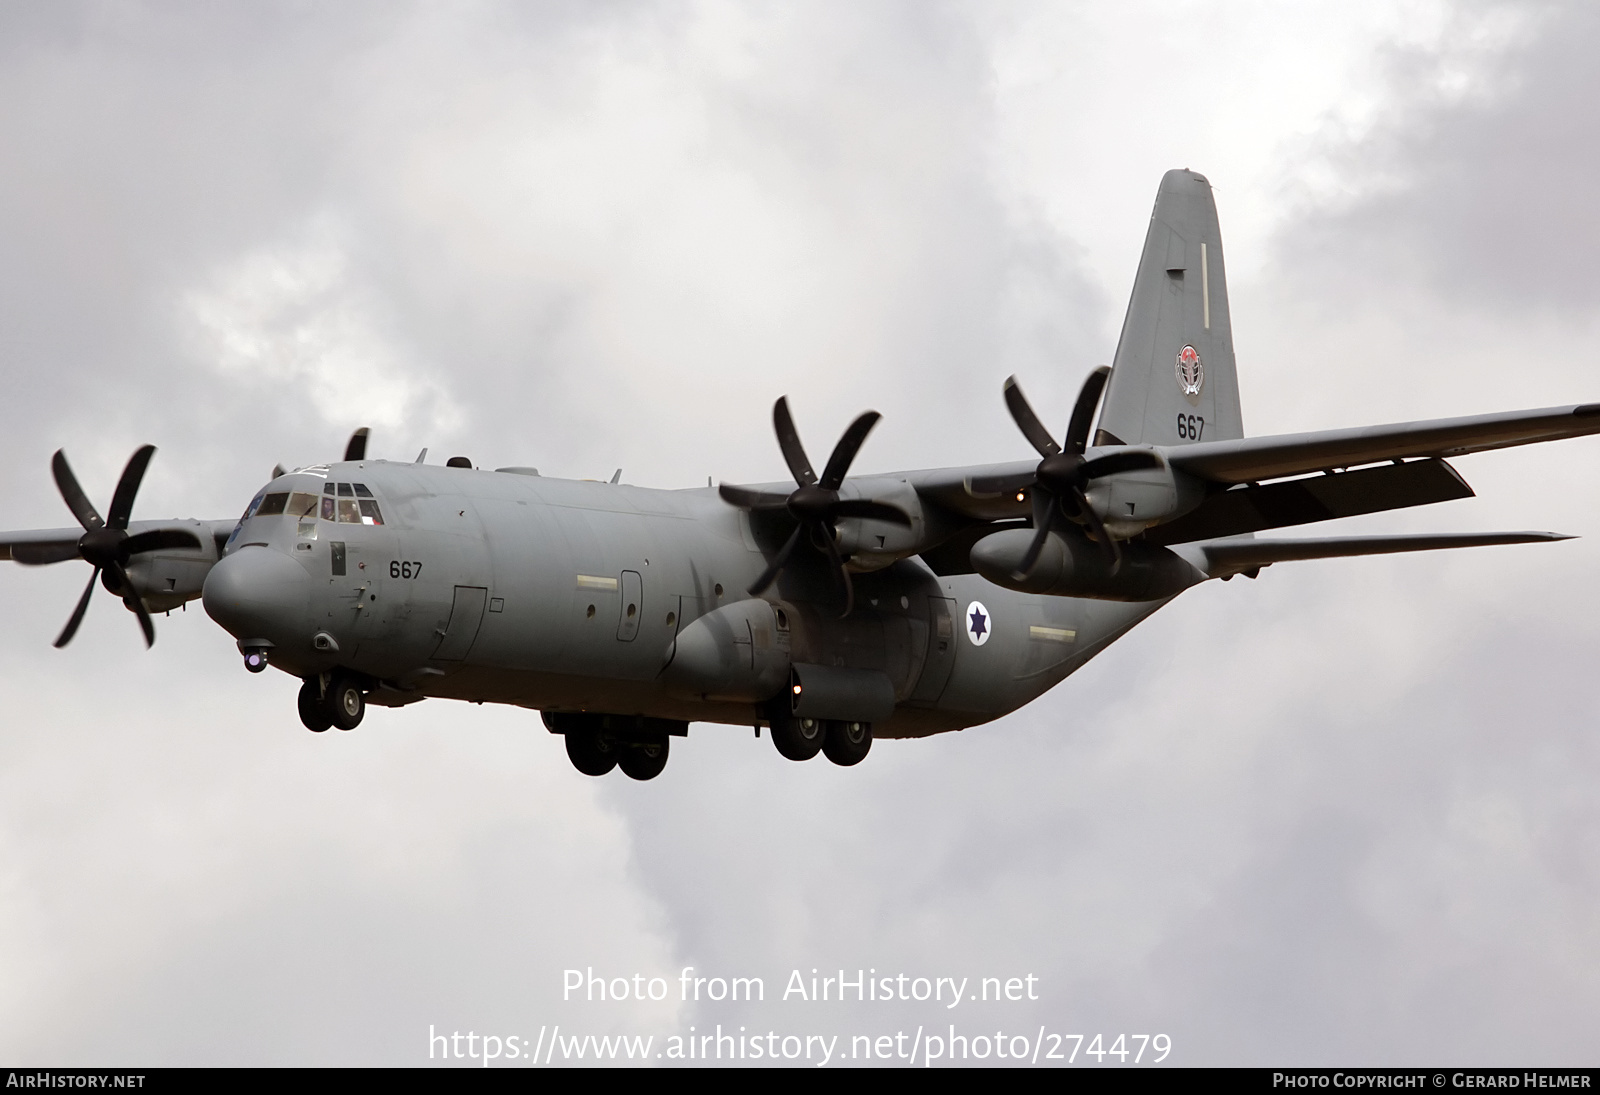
[{"x1": 298, "y1": 673, "x2": 365, "y2": 732}]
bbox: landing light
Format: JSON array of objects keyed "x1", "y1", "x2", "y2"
[{"x1": 1015, "y1": 491, "x2": 1026, "y2": 502}]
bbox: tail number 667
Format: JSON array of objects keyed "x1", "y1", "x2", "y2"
[{"x1": 389, "y1": 560, "x2": 423, "y2": 579}]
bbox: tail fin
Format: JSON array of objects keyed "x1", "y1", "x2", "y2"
[{"x1": 1095, "y1": 169, "x2": 1243, "y2": 447}]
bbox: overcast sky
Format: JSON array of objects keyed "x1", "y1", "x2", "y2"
[{"x1": 2, "y1": 0, "x2": 1598, "y2": 1067}]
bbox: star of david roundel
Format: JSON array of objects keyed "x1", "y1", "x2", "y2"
[
  {"x1": 965, "y1": 600, "x2": 992, "y2": 647},
  {"x1": 1176, "y1": 344, "x2": 1204, "y2": 396}
]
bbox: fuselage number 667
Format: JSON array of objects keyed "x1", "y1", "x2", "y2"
[{"x1": 390, "y1": 560, "x2": 423, "y2": 579}]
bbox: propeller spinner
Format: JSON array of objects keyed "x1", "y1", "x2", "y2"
[{"x1": 719, "y1": 398, "x2": 910, "y2": 617}]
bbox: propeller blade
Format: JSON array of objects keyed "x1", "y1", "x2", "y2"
[
  {"x1": 718, "y1": 484, "x2": 792, "y2": 510},
  {"x1": 772, "y1": 398, "x2": 817, "y2": 487},
  {"x1": 344, "y1": 427, "x2": 370, "y2": 462},
  {"x1": 51, "y1": 451, "x2": 104, "y2": 531},
  {"x1": 828, "y1": 498, "x2": 912, "y2": 526},
  {"x1": 1064, "y1": 366, "x2": 1111, "y2": 454},
  {"x1": 11, "y1": 540, "x2": 84, "y2": 566},
  {"x1": 819, "y1": 526, "x2": 855, "y2": 618},
  {"x1": 1002, "y1": 377, "x2": 1063, "y2": 458},
  {"x1": 1074, "y1": 486, "x2": 1122, "y2": 573},
  {"x1": 105, "y1": 562, "x2": 155, "y2": 647},
  {"x1": 106, "y1": 445, "x2": 155, "y2": 530},
  {"x1": 966, "y1": 470, "x2": 1036, "y2": 497},
  {"x1": 123, "y1": 528, "x2": 204, "y2": 555},
  {"x1": 818, "y1": 411, "x2": 882, "y2": 491},
  {"x1": 1080, "y1": 449, "x2": 1162, "y2": 479},
  {"x1": 747, "y1": 524, "x2": 805, "y2": 597},
  {"x1": 54, "y1": 567, "x2": 100, "y2": 648},
  {"x1": 1012, "y1": 489, "x2": 1057, "y2": 580}
]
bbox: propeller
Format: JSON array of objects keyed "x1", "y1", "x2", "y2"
[
  {"x1": 970, "y1": 369, "x2": 1161, "y2": 579},
  {"x1": 719, "y1": 398, "x2": 910, "y2": 617},
  {"x1": 268, "y1": 427, "x2": 371, "y2": 481},
  {"x1": 13, "y1": 445, "x2": 201, "y2": 648}
]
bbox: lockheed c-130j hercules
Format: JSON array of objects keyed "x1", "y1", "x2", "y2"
[{"x1": 4, "y1": 169, "x2": 1597, "y2": 781}]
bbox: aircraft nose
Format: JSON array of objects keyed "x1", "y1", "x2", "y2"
[{"x1": 203, "y1": 545, "x2": 312, "y2": 643}]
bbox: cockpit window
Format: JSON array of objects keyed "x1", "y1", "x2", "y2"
[
  {"x1": 253, "y1": 492, "x2": 319, "y2": 519},
  {"x1": 320, "y1": 482, "x2": 383, "y2": 524}
]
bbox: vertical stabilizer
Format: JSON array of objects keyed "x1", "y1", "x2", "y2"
[{"x1": 1095, "y1": 170, "x2": 1243, "y2": 447}]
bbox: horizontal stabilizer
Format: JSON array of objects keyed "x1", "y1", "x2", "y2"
[
  {"x1": 1169, "y1": 404, "x2": 1600, "y2": 484},
  {"x1": 1190, "y1": 531, "x2": 1573, "y2": 579}
]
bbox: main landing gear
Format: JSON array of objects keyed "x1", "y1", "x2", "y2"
[
  {"x1": 767, "y1": 704, "x2": 873, "y2": 767},
  {"x1": 545, "y1": 712, "x2": 681, "y2": 781},
  {"x1": 298, "y1": 672, "x2": 366, "y2": 732}
]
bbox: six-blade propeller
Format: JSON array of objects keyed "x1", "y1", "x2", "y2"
[
  {"x1": 969, "y1": 368, "x2": 1161, "y2": 580},
  {"x1": 719, "y1": 397, "x2": 910, "y2": 617},
  {"x1": 11, "y1": 446, "x2": 201, "y2": 648}
]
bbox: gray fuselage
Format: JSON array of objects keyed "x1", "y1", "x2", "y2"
[{"x1": 201, "y1": 460, "x2": 1165, "y2": 738}]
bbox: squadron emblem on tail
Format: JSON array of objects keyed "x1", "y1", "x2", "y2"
[{"x1": 1176, "y1": 345, "x2": 1204, "y2": 396}]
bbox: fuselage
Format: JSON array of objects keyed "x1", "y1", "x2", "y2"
[{"x1": 201, "y1": 459, "x2": 1167, "y2": 738}]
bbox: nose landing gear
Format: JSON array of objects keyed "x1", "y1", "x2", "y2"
[{"x1": 298, "y1": 672, "x2": 366, "y2": 732}]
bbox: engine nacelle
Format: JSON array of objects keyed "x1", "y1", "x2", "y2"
[
  {"x1": 120, "y1": 519, "x2": 222, "y2": 613},
  {"x1": 970, "y1": 528, "x2": 1206, "y2": 602},
  {"x1": 830, "y1": 478, "x2": 942, "y2": 572},
  {"x1": 661, "y1": 598, "x2": 792, "y2": 702},
  {"x1": 1082, "y1": 454, "x2": 1206, "y2": 538}
]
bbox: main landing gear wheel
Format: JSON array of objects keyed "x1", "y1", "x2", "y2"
[
  {"x1": 565, "y1": 729, "x2": 618, "y2": 776},
  {"x1": 822, "y1": 720, "x2": 872, "y2": 766},
  {"x1": 298, "y1": 678, "x2": 332, "y2": 733},
  {"x1": 328, "y1": 674, "x2": 365, "y2": 731},
  {"x1": 617, "y1": 740, "x2": 669, "y2": 781},
  {"x1": 769, "y1": 710, "x2": 826, "y2": 761}
]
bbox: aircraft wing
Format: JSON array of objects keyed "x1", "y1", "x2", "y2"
[
  {"x1": 0, "y1": 526, "x2": 89, "y2": 563},
  {"x1": 0, "y1": 519, "x2": 235, "y2": 563},
  {"x1": 1165, "y1": 403, "x2": 1600, "y2": 484},
  {"x1": 1182, "y1": 531, "x2": 1573, "y2": 579}
]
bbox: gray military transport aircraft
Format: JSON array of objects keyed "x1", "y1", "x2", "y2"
[{"x1": 4, "y1": 169, "x2": 1598, "y2": 780}]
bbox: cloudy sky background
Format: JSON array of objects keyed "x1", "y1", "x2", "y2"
[{"x1": 2, "y1": 0, "x2": 1598, "y2": 1066}]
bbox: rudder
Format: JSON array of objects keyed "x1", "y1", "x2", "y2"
[{"x1": 1095, "y1": 169, "x2": 1243, "y2": 447}]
